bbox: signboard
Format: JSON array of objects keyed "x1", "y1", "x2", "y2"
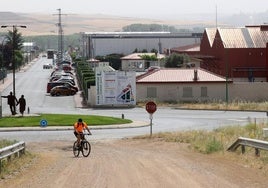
[
  {"x1": 96, "y1": 71, "x2": 136, "y2": 105},
  {"x1": 145, "y1": 101, "x2": 157, "y2": 137},
  {"x1": 146, "y1": 101, "x2": 157, "y2": 114},
  {"x1": 40, "y1": 119, "x2": 48, "y2": 127}
]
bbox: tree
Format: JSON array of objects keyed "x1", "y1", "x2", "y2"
[
  {"x1": 95, "y1": 53, "x2": 124, "y2": 70},
  {"x1": 3, "y1": 27, "x2": 25, "y2": 69},
  {"x1": 165, "y1": 53, "x2": 189, "y2": 68},
  {"x1": 1, "y1": 42, "x2": 12, "y2": 68},
  {"x1": 140, "y1": 54, "x2": 158, "y2": 61},
  {"x1": 6, "y1": 27, "x2": 24, "y2": 51}
]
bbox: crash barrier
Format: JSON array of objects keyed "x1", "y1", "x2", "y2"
[
  {"x1": 227, "y1": 137, "x2": 268, "y2": 157},
  {"x1": 0, "y1": 141, "x2": 25, "y2": 173}
]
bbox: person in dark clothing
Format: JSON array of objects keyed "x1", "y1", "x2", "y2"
[
  {"x1": 1, "y1": 91, "x2": 18, "y2": 115},
  {"x1": 17, "y1": 95, "x2": 26, "y2": 116}
]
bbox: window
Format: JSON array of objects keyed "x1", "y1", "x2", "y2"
[
  {"x1": 147, "y1": 87, "x2": 157, "y2": 98},
  {"x1": 182, "y1": 87, "x2": 193, "y2": 97},
  {"x1": 201, "y1": 87, "x2": 208, "y2": 97}
]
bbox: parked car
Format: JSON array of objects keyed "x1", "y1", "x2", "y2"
[
  {"x1": 50, "y1": 74, "x2": 74, "y2": 82},
  {"x1": 63, "y1": 82, "x2": 78, "y2": 92},
  {"x1": 47, "y1": 82, "x2": 78, "y2": 93},
  {"x1": 54, "y1": 77, "x2": 75, "y2": 85},
  {"x1": 47, "y1": 82, "x2": 64, "y2": 93},
  {"x1": 43, "y1": 63, "x2": 53, "y2": 69},
  {"x1": 50, "y1": 86, "x2": 76, "y2": 96}
]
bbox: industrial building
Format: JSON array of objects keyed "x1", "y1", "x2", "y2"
[
  {"x1": 171, "y1": 25, "x2": 268, "y2": 82},
  {"x1": 80, "y1": 32, "x2": 202, "y2": 58}
]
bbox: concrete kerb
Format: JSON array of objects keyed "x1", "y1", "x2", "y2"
[{"x1": 0, "y1": 120, "x2": 149, "y2": 132}]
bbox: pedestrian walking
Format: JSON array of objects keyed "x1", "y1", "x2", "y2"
[
  {"x1": 1, "y1": 91, "x2": 18, "y2": 115},
  {"x1": 17, "y1": 95, "x2": 26, "y2": 116}
]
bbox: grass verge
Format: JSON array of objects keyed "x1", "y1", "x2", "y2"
[
  {"x1": 0, "y1": 151, "x2": 36, "y2": 179},
  {"x1": 136, "y1": 122, "x2": 268, "y2": 154},
  {"x1": 137, "y1": 101, "x2": 268, "y2": 111},
  {"x1": 0, "y1": 114, "x2": 132, "y2": 127}
]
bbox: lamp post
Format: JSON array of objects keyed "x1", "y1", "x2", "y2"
[{"x1": 1, "y1": 25, "x2": 26, "y2": 105}]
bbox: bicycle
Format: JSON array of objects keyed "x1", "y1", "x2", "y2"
[{"x1": 73, "y1": 133, "x2": 91, "y2": 157}]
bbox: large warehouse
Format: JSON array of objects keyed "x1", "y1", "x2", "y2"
[
  {"x1": 80, "y1": 32, "x2": 202, "y2": 58},
  {"x1": 172, "y1": 25, "x2": 268, "y2": 82}
]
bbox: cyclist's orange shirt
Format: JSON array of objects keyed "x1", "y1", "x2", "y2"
[{"x1": 74, "y1": 122, "x2": 88, "y2": 133}]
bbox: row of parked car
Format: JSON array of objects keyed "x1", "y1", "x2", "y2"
[{"x1": 47, "y1": 68, "x2": 79, "y2": 96}]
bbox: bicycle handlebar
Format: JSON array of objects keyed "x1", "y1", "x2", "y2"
[{"x1": 83, "y1": 132, "x2": 92, "y2": 135}]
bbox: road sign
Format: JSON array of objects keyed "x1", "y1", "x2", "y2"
[
  {"x1": 146, "y1": 101, "x2": 157, "y2": 137},
  {"x1": 40, "y1": 119, "x2": 48, "y2": 127},
  {"x1": 146, "y1": 101, "x2": 157, "y2": 114}
]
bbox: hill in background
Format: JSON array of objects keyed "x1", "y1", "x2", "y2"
[
  {"x1": 0, "y1": 12, "x2": 215, "y2": 36},
  {"x1": 1, "y1": 11, "x2": 267, "y2": 36}
]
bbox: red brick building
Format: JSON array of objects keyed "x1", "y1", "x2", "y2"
[{"x1": 171, "y1": 25, "x2": 268, "y2": 82}]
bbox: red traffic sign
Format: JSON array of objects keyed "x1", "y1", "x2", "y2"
[{"x1": 146, "y1": 101, "x2": 157, "y2": 114}]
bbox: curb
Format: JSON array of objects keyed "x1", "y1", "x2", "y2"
[{"x1": 0, "y1": 121, "x2": 149, "y2": 132}]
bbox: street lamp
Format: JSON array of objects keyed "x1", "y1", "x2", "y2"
[{"x1": 1, "y1": 25, "x2": 26, "y2": 106}]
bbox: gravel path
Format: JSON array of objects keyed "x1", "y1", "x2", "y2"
[{"x1": 1, "y1": 139, "x2": 268, "y2": 188}]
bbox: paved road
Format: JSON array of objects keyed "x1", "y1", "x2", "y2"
[
  {"x1": 0, "y1": 57, "x2": 267, "y2": 142},
  {"x1": 1, "y1": 106, "x2": 267, "y2": 142}
]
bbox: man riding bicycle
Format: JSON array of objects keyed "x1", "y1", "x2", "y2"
[{"x1": 74, "y1": 118, "x2": 91, "y2": 148}]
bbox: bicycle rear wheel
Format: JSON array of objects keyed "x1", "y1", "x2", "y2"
[
  {"x1": 73, "y1": 141, "x2": 80, "y2": 157},
  {"x1": 82, "y1": 141, "x2": 91, "y2": 157}
]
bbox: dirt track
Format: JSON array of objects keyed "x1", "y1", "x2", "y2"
[{"x1": 1, "y1": 139, "x2": 268, "y2": 188}]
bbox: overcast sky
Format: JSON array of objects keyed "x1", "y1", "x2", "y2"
[{"x1": 1, "y1": 0, "x2": 267, "y2": 18}]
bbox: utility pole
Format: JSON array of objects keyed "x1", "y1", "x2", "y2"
[{"x1": 54, "y1": 8, "x2": 67, "y2": 64}]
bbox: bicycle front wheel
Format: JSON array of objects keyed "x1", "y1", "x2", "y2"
[
  {"x1": 73, "y1": 141, "x2": 80, "y2": 157},
  {"x1": 82, "y1": 141, "x2": 91, "y2": 157}
]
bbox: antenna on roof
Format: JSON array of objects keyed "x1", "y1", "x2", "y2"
[{"x1": 215, "y1": 4, "x2": 218, "y2": 28}]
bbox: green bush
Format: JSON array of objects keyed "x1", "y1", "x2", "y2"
[{"x1": 205, "y1": 137, "x2": 223, "y2": 154}]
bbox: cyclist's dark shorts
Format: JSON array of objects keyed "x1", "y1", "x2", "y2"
[
  {"x1": 74, "y1": 131, "x2": 83, "y2": 138},
  {"x1": 74, "y1": 131, "x2": 84, "y2": 139}
]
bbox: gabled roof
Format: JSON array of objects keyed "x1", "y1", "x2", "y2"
[
  {"x1": 217, "y1": 26, "x2": 268, "y2": 48},
  {"x1": 170, "y1": 43, "x2": 200, "y2": 52},
  {"x1": 205, "y1": 28, "x2": 217, "y2": 47},
  {"x1": 136, "y1": 68, "x2": 227, "y2": 83}
]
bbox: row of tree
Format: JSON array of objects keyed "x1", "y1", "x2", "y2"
[{"x1": 122, "y1": 24, "x2": 204, "y2": 33}]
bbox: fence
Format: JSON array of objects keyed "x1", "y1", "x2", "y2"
[
  {"x1": 227, "y1": 137, "x2": 268, "y2": 156},
  {"x1": 0, "y1": 141, "x2": 25, "y2": 173}
]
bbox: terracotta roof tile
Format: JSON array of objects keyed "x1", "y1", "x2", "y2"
[{"x1": 136, "y1": 68, "x2": 227, "y2": 83}]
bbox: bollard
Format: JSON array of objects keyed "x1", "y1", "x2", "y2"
[
  {"x1": 27, "y1": 107, "x2": 30, "y2": 114},
  {"x1": 121, "y1": 114, "x2": 124, "y2": 119}
]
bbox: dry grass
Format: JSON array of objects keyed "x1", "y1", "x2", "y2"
[
  {"x1": 135, "y1": 121, "x2": 268, "y2": 174},
  {"x1": 180, "y1": 102, "x2": 268, "y2": 111},
  {"x1": 0, "y1": 152, "x2": 36, "y2": 179},
  {"x1": 137, "y1": 101, "x2": 268, "y2": 111}
]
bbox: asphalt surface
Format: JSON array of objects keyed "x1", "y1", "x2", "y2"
[{"x1": 0, "y1": 61, "x2": 149, "y2": 131}]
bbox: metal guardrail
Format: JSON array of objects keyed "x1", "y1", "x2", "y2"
[
  {"x1": 227, "y1": 137, "x2": 268, "y2": 156},
  {"x1": 0, "y1": 141, "x2": 25, "y2": 172}
]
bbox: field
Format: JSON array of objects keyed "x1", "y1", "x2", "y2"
[{"x1": 0, "y1": 12, "x2": 212, "y2": 36}]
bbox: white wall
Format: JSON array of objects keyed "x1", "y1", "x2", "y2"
[
  {"x1": 89, "y1": 82, "x2": 268, "y2": 105},
  {"x1": 137, "y1": 82, "x2": 268, "y2": 103},
  {"x1": 136, "y1": 83, "x2": 227, "y2": 102},
  {"x1": 230, "y1": 82, "x2": 268, "y2": 102}
]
